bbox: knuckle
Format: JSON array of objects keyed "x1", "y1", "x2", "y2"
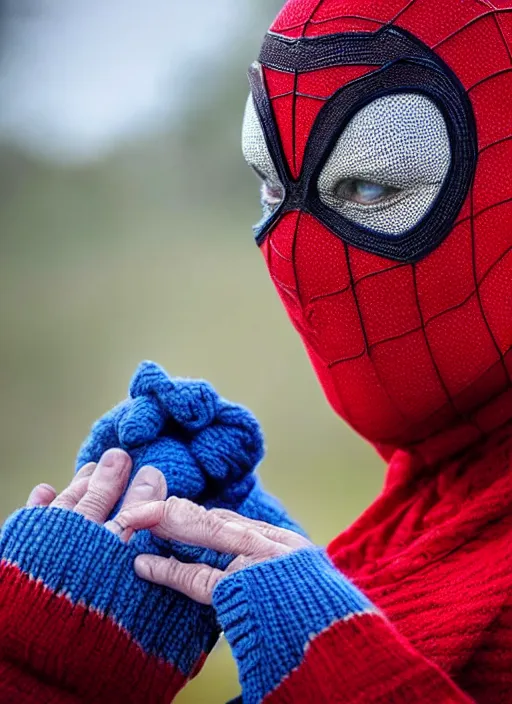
[
  {"x1": 164, "y1": 495, "x2": 182, "y2": 516},
  {"x1": 159, "y1": 561, "x2": 173, "y2": 583},
  {"x1": 189, "y1": 566, "x2": 212, "y2": 599},
  {"x1": 78, "y1": 489, "x2": 109, "y2": 517},
  {"x1": 244, "y1": 528, "x2": 264, "y2": 554},
  {"x1": 163, "y1": 496, "x2": 183, "y2": 528},
  {"x1": 208, "y1": 508, "x2": 224, "y2": 521},
  {"x1": 204, "y1": 510, "x2": 225, "y2": 540},
  {"x1": 145, "y1": 557, "x2": 172, "y2": 585},
  {"x1": 146, "y1": 559, "x2": 160, "y2": 582},
  {"x1": 261, "y1": 526, "x2": 281, "y2": 542}
]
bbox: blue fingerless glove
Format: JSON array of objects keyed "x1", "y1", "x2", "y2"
[
  {"x1": 0, "y1": 360, "x2": 303, "y2": 698},
  {"x1": 76, "y1": 361, "x2": 304, "y2": 665}
]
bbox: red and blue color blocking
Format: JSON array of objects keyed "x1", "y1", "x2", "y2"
[
  {"x1": 0, "y1": 361, "x2": 302, "y2": 702},
  {"x1": 2, "y1": 0, "x2": 512, "y2": 701}
]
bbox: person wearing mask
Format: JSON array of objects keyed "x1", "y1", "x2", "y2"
[{"x1": 1, "y1": 0, "x2": 512, "y2": 701}]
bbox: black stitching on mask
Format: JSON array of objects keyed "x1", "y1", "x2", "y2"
[
  {"x1": 260, "y1": 26, "x2": 432, "y2": 72},
  {"x1": 251, "y1": 26, "x2": 478, "y2": 264}
]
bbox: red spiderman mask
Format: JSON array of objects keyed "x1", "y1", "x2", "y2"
[{"x1": 243, "y1": 0, "x2": 512, "y2": 462}]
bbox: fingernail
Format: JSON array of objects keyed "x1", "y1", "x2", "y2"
[
  {"x1": 38, "y1": 483, "x2": 56, "y2": 494},
  {"x1": 132, "y1": 482, "x2": 158, "y2": 499},
  {"x1": 130, "y1": 467, "x2": 165, "y2": 499},
  {"x1": 77, "y1": 462, "x2": 97, "y2": 475},
  {"x1": 224, "y1": 520, "x2": 247, "y2": 535},
  {"x1": 98, "y1": 449, "x2": 130, "y2": 476},
  {"x1": 134, "y1": 555, "x2": 150, "y2": 575}
]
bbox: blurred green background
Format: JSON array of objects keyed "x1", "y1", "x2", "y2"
[{"x1": 0, "y1": 1, "x2": 384, "y2": 701}]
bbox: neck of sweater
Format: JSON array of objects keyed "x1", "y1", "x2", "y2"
[
  {"x1": 329, "y1": 416, "x2": 512, "y2": 583},
  {"x1": 375, "y1": 383, "x2": 512, "y2": 471}
]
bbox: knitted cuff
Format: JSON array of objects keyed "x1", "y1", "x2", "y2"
[
  {"x1": 213, "y1": 547, "x2": 378, "y2": 704},
  {"x1": 1, "y1": 507, "x2": 218, "y2": 677}
]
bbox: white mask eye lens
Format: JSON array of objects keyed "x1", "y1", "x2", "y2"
[
  {"x1": 317, "y1": 94, "x2": 451, "y2": 236},
  {"x1": 242, "y1": 94, "x2": 284, "y2": 217}
]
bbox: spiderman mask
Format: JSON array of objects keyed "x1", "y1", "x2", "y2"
[{"x1": 244, "y1": 0, "x2": 512, "y2": 461}]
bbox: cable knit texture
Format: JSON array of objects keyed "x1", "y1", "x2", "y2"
[
  {"x1": 0, "y1": 361, "x2": 302, "y2": 703},
  {"x1": 207, "y1": 425, "x2": 512, "y2": 704}
]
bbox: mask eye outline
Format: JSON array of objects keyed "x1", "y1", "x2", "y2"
[
  {"x1": 247, "y1": 37, "x2": 478, "y2": 261},
  {"x1": 242, "y1": 94, "x2": 286, "y2": 226},
  {"x1": 314, "y1": 92, "x2": 452, "y2": 238}
]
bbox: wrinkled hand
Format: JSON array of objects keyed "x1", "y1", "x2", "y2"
[
  {"x1": 27, "y1": 451, "x2": 311, "y2": 606},
  {"x1": 27, "y1": 449, "x2": 167, "y2": 534},
  {"x1": 115, "y1": 497, "x2": 312, "y2": 605}
]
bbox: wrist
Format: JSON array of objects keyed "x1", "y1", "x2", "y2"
[
  {"x1": 1, "y1": 507, "x2": 218, "y2": 678},
  {"x1": 213, "y1": 547, "x2": 377, "y2": 704}
]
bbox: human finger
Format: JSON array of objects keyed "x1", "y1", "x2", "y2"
[
  {"x1": 134, "y1": 554, "x2": 224, "y2": 605},
  {"x1": 71, "y1": 462, "x2": 97, "y2": 484},
  {"x1": 105, "y1": 465, "x2": 167, "y2": 540},
  {"x1": 118, "y1": 498, "x2": 309, "y2": 550},
  {"x1": 26, "y1": 483, "x2": 57, "y2": 508},
  {"x1": 49, "y1": 462, "x2": 97, "y2": 511},
  {"x1": 74, "y1": 449, "x2": 132, "y2": 524},
  {"x1": 205, "y1": 508, "x2": 311, "y2": 550},
  {"x1": 119, "y1": 497, "x2": 291, "y2": 559},
  {"x1": 50, "y1": 476, "x2": 93, "y2": 511}
]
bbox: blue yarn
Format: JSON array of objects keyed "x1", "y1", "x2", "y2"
[
  {"x1": 76, "y1": 361, "x2": 264, "y2": 515},
  {"x1": 1, "y1": 360, "x2": 304, "y2": 679}
]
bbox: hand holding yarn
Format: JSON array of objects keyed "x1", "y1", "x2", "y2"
[
  {"x1": 75, "y1": 361, "x2": 265, "y2": 517},
  {"x1": 27, "y1": 449, "x2": 167, "y2": 533},
  {"x1": 115, "y1": 496, "x2": 312, "y2": 605}
]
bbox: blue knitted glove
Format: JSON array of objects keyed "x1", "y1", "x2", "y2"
[
  {"x1": 76, "y1": 359, "x2": 304, "y2": 643},
  {"x1": 77, "y1": 360, "x2": 304, "y2": 555}
]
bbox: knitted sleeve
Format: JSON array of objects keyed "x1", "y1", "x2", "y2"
[
  {"x1": 0, "y1": 361, "x2": 304, "y2": 703},
  {"x1": 212, "y1": 548, "x2": 475, "y2": 704},
  {"x1": 0, "y1": 507, "x2": 207, "y2": 704}
]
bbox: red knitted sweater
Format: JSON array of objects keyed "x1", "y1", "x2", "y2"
[
  {"x1": 1, "y1": 0, "x2": 512, "y2": 700},
  {"x1": 329, "y1": 427, "x2": 512, "y2": 702},
  {"x1": 203, "y1": 417, "x2": 512, "y2": 704},
  {"x1": 1, "y1": 424, "x2": 511, "y2": 703}
]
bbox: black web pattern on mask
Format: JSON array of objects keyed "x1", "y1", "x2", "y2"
[
  {"x1": 262, "y1": 3, "x2": 512, "y2": 449},
  {"x1": 256, "y1": 31, "x2": 478, "y2": 261}
]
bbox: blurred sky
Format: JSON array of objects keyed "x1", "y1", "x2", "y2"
[{"x1": 0, "y1": 0, "x2": 250, "y2": 162}]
